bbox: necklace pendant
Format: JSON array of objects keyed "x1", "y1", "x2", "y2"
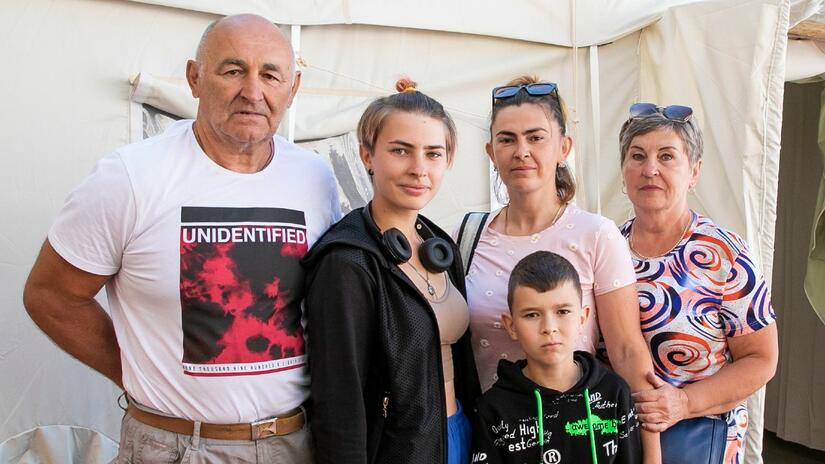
[{"x1": 426, "y1": 282, "x2": 436, "y2": 296}]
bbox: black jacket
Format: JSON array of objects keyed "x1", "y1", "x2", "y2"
[
  {"x1": 302, "y1": 208, "x2": 481, "y2": 464},
  {"x1": 471, "y1": 352, "x2": 641, "y2": 464}
]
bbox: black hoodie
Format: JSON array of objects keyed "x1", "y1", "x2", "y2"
[
  {"x1": 471, "y1": 351, "x2": 641, "y2": 464},
  {"x1": 302, "y1": 207, "x2": 481, "y2": 464}
]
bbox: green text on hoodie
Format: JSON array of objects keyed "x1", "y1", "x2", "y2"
[{"x1": 471, "y1": 351, "x2": 641, "y2": 464}]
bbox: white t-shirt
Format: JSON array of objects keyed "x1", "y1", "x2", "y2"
[
  {"x1": 49, "y1": 120, "x2": 341, "y2": 423},
  {"x1": 463, "y1": 204, "x2": 637, "y2": 391}
]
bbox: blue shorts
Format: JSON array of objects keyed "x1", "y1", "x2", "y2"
[{"x1": 447, "y1": 401, "x2": 471, "y2": 464}]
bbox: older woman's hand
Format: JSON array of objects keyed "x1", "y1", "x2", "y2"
[{"x1": 632, "y1": 372, "x2": 690, "y2": 432}]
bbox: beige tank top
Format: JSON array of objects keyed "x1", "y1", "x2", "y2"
[
  {"x1": 402, "y1": 267, "x2": 470, "y2": 416},
  {"x1": 428, "y1": 277, "x2": 470, "y2": 384}
]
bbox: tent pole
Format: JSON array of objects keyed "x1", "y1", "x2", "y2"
[
  {"x1": 570, "y1": 0, "x2": 585, "y2": 210},
  {"x1": 589, "y1": 45, "x2": 601, "y2": 215},
  {"x1": 288, "y1": 24, "x2": 301, "y2": 143}
]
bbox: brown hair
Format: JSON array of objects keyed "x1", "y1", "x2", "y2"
[
  {"x1": 490, "y1": 75, "x2": 575, "y2": 204},
  {"x1": 357, "y1": 77, "x2": 457, "y2": 162}
]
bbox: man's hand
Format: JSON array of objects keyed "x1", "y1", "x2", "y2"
[{"x1": 632, "y1": 372, "x2": 689, "y2": 432}]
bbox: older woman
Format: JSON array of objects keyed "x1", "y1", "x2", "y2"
[
  {"x1": 619, "y1": 103, "x2": 778, "y2": 464},
  {"x1": 459, "y1": 76, "x2": 661, "y2": 461}
]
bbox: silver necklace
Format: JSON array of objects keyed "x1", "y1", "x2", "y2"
[
  {"x1": 504, "y1": 202, "x2": 566, "y2": 236},
  {"x1": 629, "y1": 212, "x2": 692, "y2": 260},
  {"x1": 406, "y1": 262, "x2": 436, "y2": 296},
  {"x1": 406, "y1": 233, "x2": 437, "y2": 297}
]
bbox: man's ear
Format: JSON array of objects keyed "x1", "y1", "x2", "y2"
[
  {"x1": 285, "y1": 70, "x2": 302, "y2": 108},
  {"x1": 186, "y1": 60, "x2": 201, "y2": 99},
  {"x1": 501, "y1": 312, "x2": 518, "y2": 341}
]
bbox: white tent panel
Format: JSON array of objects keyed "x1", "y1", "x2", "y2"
[
  {"x1": 786, "y1": 39, "x2": 825, "y2": 81},
  {"x1": 0, "y1": 426, "x2": 117, "y2": 464},
  {"x1": 790, "y1": 0, "x2": 825, "y2": 25},
  {"x1": 131, "y1": 0, "x2": 823, "y2": 43},
  {"x1": 127, "y1": 0, "x2": 702, "y2": 47}
]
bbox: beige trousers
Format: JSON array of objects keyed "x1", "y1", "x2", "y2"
[{"x1": 111, "y1": 411, "x2": 314, "y2": 464}]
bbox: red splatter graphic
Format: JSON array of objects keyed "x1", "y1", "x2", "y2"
[{"x1": 179, "y1": 220, "x2": 308, "y2": 375}]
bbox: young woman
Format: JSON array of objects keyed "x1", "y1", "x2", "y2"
[{"x1": 303, "y1": 79, "x2": 481, "y2": 464}]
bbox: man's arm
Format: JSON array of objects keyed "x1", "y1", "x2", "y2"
[{"x1": 23, "y1": 240, "x2": 122, "y2": 388}]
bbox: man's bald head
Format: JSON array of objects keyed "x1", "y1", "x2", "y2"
[
  {"x1": 195, "y1": 14, "x2": 296, "y2": 75},
  {"x1": 186, "y1": 13, "x2": 302, "y2": 154}
]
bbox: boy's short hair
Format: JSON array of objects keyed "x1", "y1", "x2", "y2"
[{"x1": 507, "y1": 251, "x2": 582, "y2": 310}]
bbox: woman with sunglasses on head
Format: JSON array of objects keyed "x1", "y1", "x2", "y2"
[
  {"x1": 303, "y1": 78, "x2": 481, "y2": 464},
  {"x1": 618, "y1": 104, "x2": 778, "y2": 464},
  {"x1": 458, "y1": 75, "x2": 661, "y2": 462}
]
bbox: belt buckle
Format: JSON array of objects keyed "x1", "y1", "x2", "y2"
[{"x1": 251, "y1": 417, "x2": 278, "y2": 440}]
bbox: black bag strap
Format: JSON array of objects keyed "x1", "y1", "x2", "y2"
[{"x1": 456, "y1": 212, "x2": 489, "y2": 275}]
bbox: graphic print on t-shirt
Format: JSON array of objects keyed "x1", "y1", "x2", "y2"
[{"x1": 179, "y1": 207, "x2": 308, "y2": 376}]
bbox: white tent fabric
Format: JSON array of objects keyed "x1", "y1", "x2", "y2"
[
  {"x1": 0, "y1": 0, "x2": 806, "y2": 461},
  {"x1": 0, "y1": 426, "x2": 118, "y2": 464},
  {"x1": 128, "y1": 0, "x2": 698, "y2": 47},
  {"x1": 790, "y1": 0, "x2": 825, "y2": 25},
  {"x1": 786, "y1": 39, "x2": 825, "y2": 82}
]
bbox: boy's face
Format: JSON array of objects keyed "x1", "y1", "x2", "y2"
[{"x1": 502, "y1": 281, "x2": 589, "y2": 368}]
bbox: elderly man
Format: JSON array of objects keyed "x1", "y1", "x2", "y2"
[{"x1": 23, "y1": 14, "x2": 339, "y2": 462}]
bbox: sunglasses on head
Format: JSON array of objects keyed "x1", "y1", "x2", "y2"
[
  {"x1": 629, "y1": 103, "x2": 693, "y2": 123},
  {"x1": 492, "y1": 82, "x2": 559, "y2": 104},
  {"x1": 492, "y1": 83, "x2": 565, "y2": 128}
]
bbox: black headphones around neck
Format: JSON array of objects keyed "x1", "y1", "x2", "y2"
[{"x1": 361, "y1": 203, "x2": 454, "y2": 273}]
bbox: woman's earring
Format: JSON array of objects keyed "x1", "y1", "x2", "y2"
[
  {"x1": 367, "y1": 168, "x2": 374, "y2": 176},
  {"x1": 558, "y1": 161, "x2": 567, "y2": 169},
  {"x1": 621, "y1": 183, "x2": 627, "y2": 195}
]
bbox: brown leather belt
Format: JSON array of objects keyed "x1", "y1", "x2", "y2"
[{"x1": 126, "y1": 404, "x2": 305, "y2": 440}]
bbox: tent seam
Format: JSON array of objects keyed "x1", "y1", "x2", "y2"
[{"x1": 759, "y1": 0, "x2": 789, "y2": 274}]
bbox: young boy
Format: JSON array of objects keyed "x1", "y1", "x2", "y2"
[{"x1": 471, "y1": 251, "x2": 641, "y2": 464}]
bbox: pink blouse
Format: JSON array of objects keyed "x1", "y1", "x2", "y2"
[{"x1": 464, "y1": 204, "x2": 637, "y2": 391}]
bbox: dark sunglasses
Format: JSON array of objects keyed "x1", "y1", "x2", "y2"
[
  {"x1": 492, "y1": 83, "x2": 564, "y2": 128},
  {"x1": 492, "y1": 82, "x2": 559, "y2": 104},
  {"x1": 629, "y1": 103, "x2": 693, "y2": 123}
]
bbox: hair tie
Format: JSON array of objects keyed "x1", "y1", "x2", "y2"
[{"x1": 395, "y1": 77, "x2": 418, "y2": 94}]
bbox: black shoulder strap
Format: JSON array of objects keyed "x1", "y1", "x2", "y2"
[{"x1": 456, "y1": 212, "x2": 489, "y2": 275}]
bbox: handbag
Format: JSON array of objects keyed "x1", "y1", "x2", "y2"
[{"x1": 660, "y1": 415, "x2": 728, "y2": 464}]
